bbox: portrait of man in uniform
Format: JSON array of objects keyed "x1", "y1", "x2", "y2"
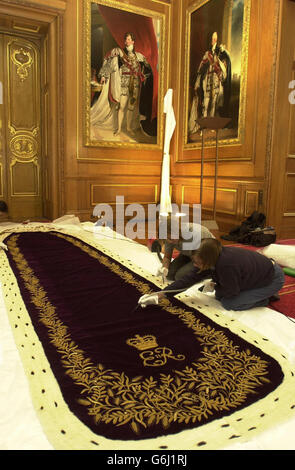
[
  {"x1": 89, "y1": 2, "x2": 161, "y2": 145},
  {"x1": 186, "y1": 0, "x2": 246, "y2": 145}
]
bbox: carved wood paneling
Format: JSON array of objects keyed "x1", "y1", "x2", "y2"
[
  {"x1": 0, "y1": 31, "x2": 43, "y2": 218},
  {"x1": 1, "y1": 0, "x2": 293, "y2": 236},
  {"x1": 244, "y1": 190, "x2": 259, "y2": 217},
  {"x1": 284, "y1": 173, "x2": 295, "y2": 215},
  {"x1": 0, "y1": 164, "x2": 3, "y2": 197},
  {"x1": 181, "y1": 183, "x2": 237, "y2": 216},
  {"x1": 267, "y1": 0, "x2": 295, "y2": 237},
  {"x1": 90, "y1": 183, "x2": 158, "y2": 206}
]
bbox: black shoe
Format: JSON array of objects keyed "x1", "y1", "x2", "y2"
[{"x1": 269, "y1": 294, "x2": 280, "y2": 302}]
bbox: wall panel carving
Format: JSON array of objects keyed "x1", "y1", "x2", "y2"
[
  {"x1": 0, "y1": 30, "x2": 43, "y2": 219},
  {"x1": 91, "y1": 183, "x2": 158, "y2": 206}
]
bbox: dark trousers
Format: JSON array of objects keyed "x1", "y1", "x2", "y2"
[
  {"x1": 167, "y1": 254, "x2": 194, "y2": 281},
  {"x1": 220, "y1": 263, "x2": 285, "y2": 311}
]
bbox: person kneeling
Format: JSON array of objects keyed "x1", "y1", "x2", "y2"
[{"x1": 139, "y1": 238, "x2": 285, "y2": 311}]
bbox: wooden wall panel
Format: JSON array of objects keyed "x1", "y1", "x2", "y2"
[
  {"x1": 2, "y1": 0, "x2": 293, "y2": 237},
  {"x1": 180, "y1": 184, "x2": 238, "y2": 216},
  {"x1": 0, "y1": 0, "x2": 65, "y2": 221},
  {"x1": 0, "y1": 34, "x2": 4, "y2": 201},
  {"x1": 0, "y1": 164, "x2": 3, "y2": 197},
  {"x1": 171, "y1": 175, "x2": 264, "y2": 230},
  {"x1": 267, "y1": 0, "x2": 295, "y2": 237},
  {"x1": 91, "y1": 184, "x2": 158, "y2": 206},
  {"x1": 244, "y1": 191, "x2": 259, "y2": 217},
  {"x1": 11, "y1": 161, "x2": 39, "y2": 195},
  {"x1": 0, "y1": 31, "x2": 43, "y2": 219},
  {"x1": 284, "y1": 174, "x2": 295, "y2": 214},
  {"x1": 290, "y1": 75, "x2": 295, "y2": 155},
  {"x1": 64, "y1": 174, "x2": 161, "y2": 221}
]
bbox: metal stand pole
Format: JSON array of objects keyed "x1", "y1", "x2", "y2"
[
  {"x1": 196, "y1": 117, "x2": 231, "y2": 230},
  {"x1": 200, "y1": 130, "x2": 205, "y2": 206}
]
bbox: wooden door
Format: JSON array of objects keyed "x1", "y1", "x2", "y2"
[{"x1": 0, "y1": 32, "x2": 43, "y2": 220}]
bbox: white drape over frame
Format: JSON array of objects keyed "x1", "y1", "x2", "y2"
[{"x1": 160, "y1": 89, "x2": 176, "y2": 215}]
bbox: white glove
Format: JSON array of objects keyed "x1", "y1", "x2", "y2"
[
  {"x1": 156, "y1": 266, "x2": 168, "y2": 278},
  {"x1": 138, "y1": 294, "x2": 159, "y2": 308},
  {"x1": 0, "y1": 242, "x2": 8, "y2": 251},
  {"x1": 202, "y1": 280, "x2": 215, "y2": 293}
]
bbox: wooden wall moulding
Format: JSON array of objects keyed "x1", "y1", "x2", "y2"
[
  {"x1": 90, "y1": 183, "x2": 159, "y2": 206},
  {"x1": 0, "y1": 32, "x2": 43, "y2": 219},
  {"x1": 170, "y1": 176, "x2": 264, "y2": 223},
  {"x1": 284, "y1": 173, "x2": 295, "y2": 216},
  {"x1": 184, "y1": 0, "x2": 250, "y2": 149},
  {"x1": 0, "y1": 0, "x2": 66, "y2": 220},
  {"x1": 266, "y1": 0, "x2": 295, "y2": 237},
  {"x1": 0, "y1": 164, "x2": 3, "y2": 197},
  {"x1": 81, "y1": 0, "x2": 170, "y2": 156},
  {"x1": 63, "y1": 176, "x2": 161, "y2": 219},
  {"x1": 180, "y1": 183, "x2": 237, "y2": 216},
  {"x1": 0, "y1": 0, "x2": 67, "y2": 13}
]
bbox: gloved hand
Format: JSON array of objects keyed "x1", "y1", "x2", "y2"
[
  {"x1": 138, "y1": 293, "x2": 159, "y2": 308},
  {"x1": 202, "y1": 280, "x2": 215, "y2": 293},
  {"x1": 0, "y1": 242, "x2": 8, "y2": 251},
  {"x1": 156, "y1": 266, "x2": 168, "y2": 278}
]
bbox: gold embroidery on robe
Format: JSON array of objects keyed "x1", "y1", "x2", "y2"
[{"x1": 7, "y1": 233, "x2": 271, "y2": 435}]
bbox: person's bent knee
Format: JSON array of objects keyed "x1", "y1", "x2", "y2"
[
  {"x1": 220, "y1": 296, "x2": 269, "y2": 311},
  {"x1": 220, "y1": 296, "x2": 252, "y2": 311},
  {"x1": 220, "y1": 297, "x2": 237, "y2": 311}
]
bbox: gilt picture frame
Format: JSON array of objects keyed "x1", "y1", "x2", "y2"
[
  {"x1": 184, "y1": 0, "x2": 250, "y2": 148},
  {"x1": 83, "y1": 0, "x2": 166, "y2": 149}
]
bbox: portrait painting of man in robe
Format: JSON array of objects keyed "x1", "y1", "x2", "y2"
[
  {"x1": 186, "y1": 0, "x2": 246, "y2": 145},
  {"x1": 89, "y1": 1, "x2": 161, "y2": 146}
]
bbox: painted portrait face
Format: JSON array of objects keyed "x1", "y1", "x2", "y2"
[
  {"x1": 211, "y1": 32, "x2": 218, "y2": 46},
  {"x1": 125, "y1": 34, "x2": 134, "y2": 47}
]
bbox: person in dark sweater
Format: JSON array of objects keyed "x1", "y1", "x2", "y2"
[{"x1": 139, "y1": 238, "x2": 285, "y2": 311}]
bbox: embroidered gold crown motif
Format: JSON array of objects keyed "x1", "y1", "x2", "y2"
[{"x1": 126, "y1": 334, "x2": 158, "y2": 351}]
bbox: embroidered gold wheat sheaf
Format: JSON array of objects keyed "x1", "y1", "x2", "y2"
[{"x1": 7, "y1": 233, "x2": 272, "y2": 435}]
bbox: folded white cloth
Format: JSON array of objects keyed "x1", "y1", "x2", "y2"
[
  {"x1": 138, "y1": 294, "x2": 159, "y2": 308},
  {"x1": 261, "y1": 244, "x2": 295, "y2": 269}
]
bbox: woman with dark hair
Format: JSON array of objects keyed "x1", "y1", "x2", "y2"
[{"x1": 139, "y1": 238, "x2": 285, "y2": 311}]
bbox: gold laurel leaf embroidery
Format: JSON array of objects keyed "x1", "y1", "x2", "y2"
[{"x1": 6, "y1": 232, "x2": 272, "y2": 434}]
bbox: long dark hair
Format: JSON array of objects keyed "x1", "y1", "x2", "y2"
[{"x1": 193, "y1": 238, "x2": 222, "y2": 271}]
